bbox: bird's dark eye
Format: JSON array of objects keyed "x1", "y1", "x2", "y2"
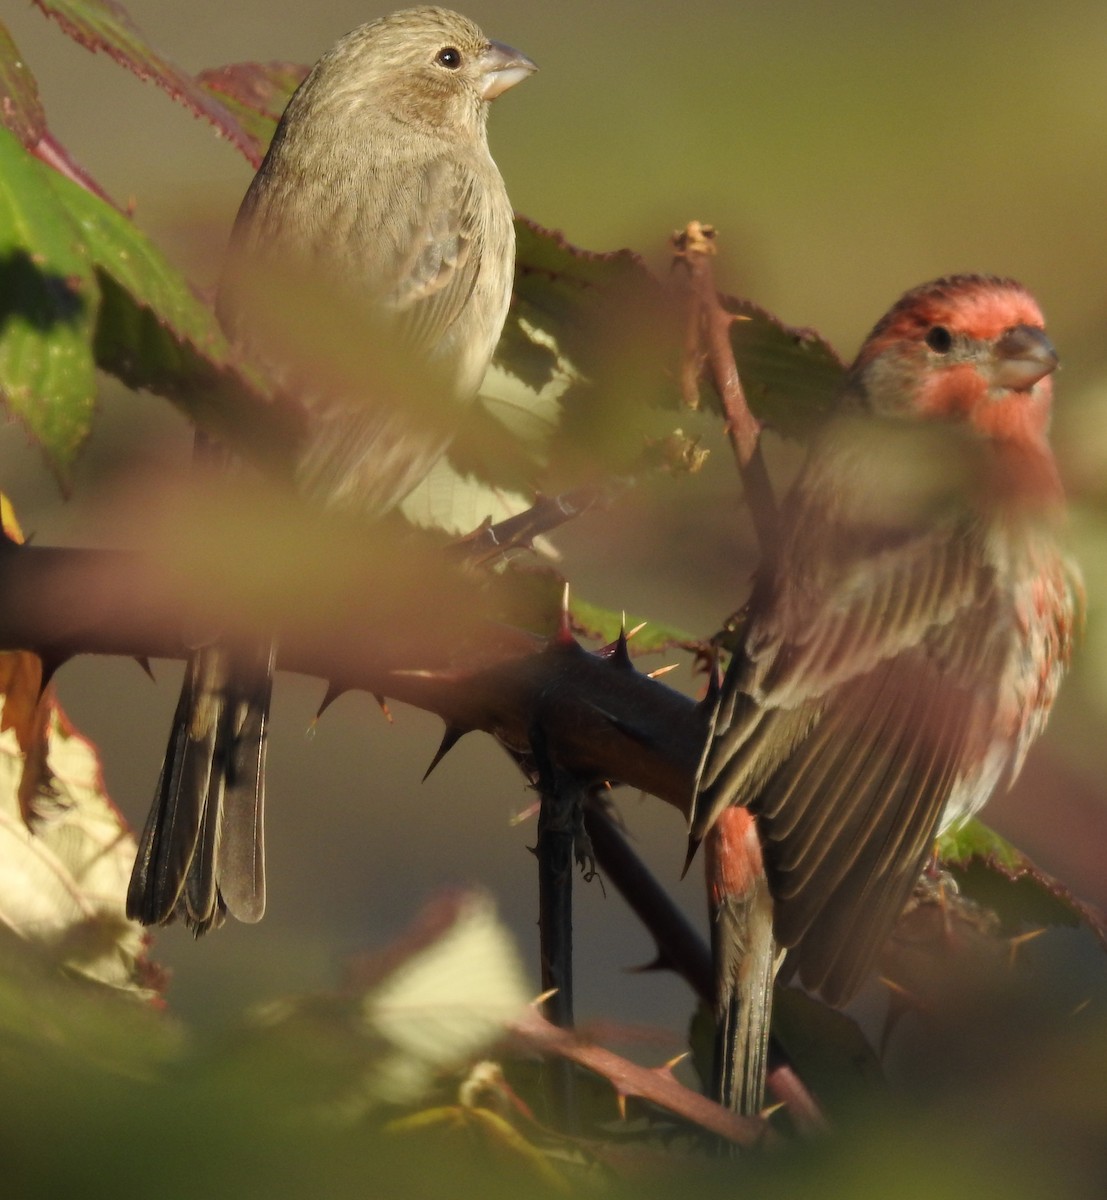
[
  {"x1": 925, "y1": 326, "x2": 953, "y2": 353},
  {"x1": 436, "y1": 46, "x2": 462, "y2": 68}
]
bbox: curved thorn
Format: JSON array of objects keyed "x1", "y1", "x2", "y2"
[
  {"x1": 611, "y1": 612, "x2": 634, "y2": 671},
  {"x1": 422, "y1": 724, "x2": 467, "y2": 782},
  {"x1": 37, "y1": 653, "x2": 70, "y2": 698},
  {"x1": 314, "y1": 681, "x2": 347, "y2": 721},
  {"x1": 681, "y1": 836, "x2": 701, "y2": 881}
]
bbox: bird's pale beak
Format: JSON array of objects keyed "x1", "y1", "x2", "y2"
[
  {"x1": 479, "y1": 40, "x2": 537, "y2": 99},
  {"x1": 993, "y1": 325, "x2": 1059, "y2": 390}
]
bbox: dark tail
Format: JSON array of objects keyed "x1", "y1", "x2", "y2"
[
  {"x1": 127, "y1": 642, "x2": 273, "y2": 934},
  {"x1": 705, "y1": 808, "x2": 778, "y2": 1117}
]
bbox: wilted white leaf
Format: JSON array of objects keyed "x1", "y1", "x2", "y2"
[
  {"x1": 401, "y1": 319, "x2": 579, "y2": 538},
  {"x1": 361, "y1": 890, "x2": 532, "y2": 1105},
  {"x1": 0, "y1": 714, "x2": 151, "y2": 996},
  {"x1": 399, "y1": 454, "x2": 537, "y2": 540}
]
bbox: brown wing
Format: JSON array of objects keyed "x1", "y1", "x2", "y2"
[
  {"x1": 692, "y1": 445, "x2": 1005, "y2": 1003},
  {"x1": 219, "y1": 145, "x2": 506, "y2": 513},
  {"x1": 380, "y1": 156, "x2": 488, "y2": 358},
  {"x1": 287, "y1": 155, "x2": 494, "y2": 511}
]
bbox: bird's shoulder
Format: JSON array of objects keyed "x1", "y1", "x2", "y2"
[{"x1": 741, "y1": 415, "x2": 997, "y2": 705}]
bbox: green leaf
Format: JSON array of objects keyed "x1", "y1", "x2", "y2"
[
  {"x1": 0, "y1": 17, "x2": 124, "y2": 206},
  {"x1": 506, "y1": 220, "x2": 684, "y2": 482},
  {"x1": 0, "y1": 124, "x2": 97, "y2": 479},
  {"x1": 32, "y1": 0, "x2": 258, "y2": 164},
  {"x1": 938, "y1": 817, "x2": 1024, "y2": 872},
  {"x1": 0, "y1": 19, "x2": 47, "y2": 147},
  {"x1": 940, "y1": 819, "x2": 1107, "y2": 945},
  {"x1": 770, "y1": 985, "x2": 885, "y2": 1115},
  {"x1": 50, "y1": 160, "x2": 231, "y2": 366},
  {"x1": 499, "y1": 220, "x2": 846, "y2": 498},
  {"x1": 570, "y1": 595, "x2": 700, "y2": 656},
  {"x1": 0, "y1": 126, "x2": 290, "y2": 479},
  {"x1": 725, "y1": 295, "x2": 846, "y2": 440}
]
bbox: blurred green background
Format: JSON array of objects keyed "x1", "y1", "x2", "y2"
[{"x1": 3, "y1": 0, "x2": 1105, "y2": 1108}]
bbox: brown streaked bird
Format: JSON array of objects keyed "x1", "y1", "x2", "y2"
[
  {"x1": 127, "y1": 7, "x2": 535, "y2": 934},
  {"x1": 691, "y1": 275, "x2": 1081, "y2": 1115}
]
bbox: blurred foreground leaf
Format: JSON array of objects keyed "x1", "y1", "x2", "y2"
[{"x1": 359, "y1": 889, "x2": 533, "y2": 1107}]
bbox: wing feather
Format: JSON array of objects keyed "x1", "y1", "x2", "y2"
[{"x1": 690, "y1": 422, "x2": 1006, "y2": 1004}]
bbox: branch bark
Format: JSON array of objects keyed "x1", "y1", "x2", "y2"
[
  {"x1": 673, "y1": 220, "x2": 778, "y2": 556},
  {"x1": 0, "y1": 534, "x2": 704, "y2": 817},
  {"x1": 508, "y1": 1004, "x2": 765, "y2": 1147}
]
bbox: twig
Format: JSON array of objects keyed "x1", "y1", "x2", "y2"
[
  {"x1": 766, "y1": 1064, "x2": 828, "y2": 1136},
  {"x1": 448, "y1": 486, "x2": 613, "y2": 567},
  {"x1": 672, "y1": 221, "x2": 778, "y2": 555},
  {"x1": 583, "y1": 799, "x2": 713, "y2": 1001},
  {"x1": 528, "y1": 721, "x2": 586, "y2": 1130},
  {"x1": 507, "y1": 1005, "x2": 765, "y2": 1148}
]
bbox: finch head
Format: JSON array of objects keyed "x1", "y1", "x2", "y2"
[
  {"x1": 301, "y1": 8, "x2": 536, "y2": 136},
  {"x1": 847, "y1": 275, "x2": 1058, "y2": 447}
]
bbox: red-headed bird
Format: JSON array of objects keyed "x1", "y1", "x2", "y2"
[{"x1": 691, "y1": 275, "x2": 1081, "y2": 1114}]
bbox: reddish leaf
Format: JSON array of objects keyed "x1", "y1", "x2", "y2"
[
  {"x1": 30, "y1": 130, "x2": 118, "y2": 208},
  {"x1": 0, "y1": 19, "x2": 46, "y2": 147},
  {"x1": 0, "y1": 17, "x2": 119, "y2": 204},
  {"x1": 0, "y1": 651, "x2": 45, "y2": 760},
  {"x1": 0, "y1": 498, "x2": 54, "y2": 821},
  {"x1": 196, "y1": 61, "x2": 307, "y2": 163},
  {"x1": 32, "y1": 0, "x2": 257, "y2": 164}
]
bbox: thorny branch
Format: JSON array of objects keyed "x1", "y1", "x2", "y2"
[
  {"x1": 583, "y1": 802, "x2": 824, "y2": 1129},
  {"x1": 507, "y1": 1004, "x2": 765, "y2": 1148},
  {"x1": 0, "y1": 500, "x2": 829, "y2": 1129},
  {"x1": 0, "y1": 531, "x2": 704, "y2": 817}
]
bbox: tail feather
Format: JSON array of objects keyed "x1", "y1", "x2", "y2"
[
  {"x1": 127, "y1": 643, "x2": 271, "y2": 934},
  {"x1": 705, "y1": 807, "x2": 779, "y2": 1117},
  {"x1": 217, "y1": 644, "x2": 274, "y2": 923},
  {"x1": 183, "y1": 766, "x2": 224, "y2": 932}
]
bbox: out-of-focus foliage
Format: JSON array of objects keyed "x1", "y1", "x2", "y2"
[
  {"x1": 0, "y1": 4, "x2": 1105, "y2": 1198},
  {"x1": 0, "y1": 894, "x2": 1103, "y2": 1199},
  {"x1": 0, "y1": 497, "x2": 151, "y2": 992}
]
